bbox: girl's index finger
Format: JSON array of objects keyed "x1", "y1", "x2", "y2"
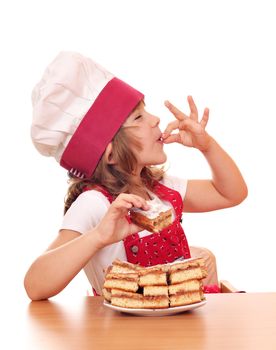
[
  {"x1": 163, "y1": 120, "x2": 180, "y2": 137},
  {"x1": 164, "y1": 100, "x2": 186, "y2": 121}
]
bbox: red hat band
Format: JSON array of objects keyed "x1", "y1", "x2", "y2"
[{"x1": 60, "y1": 77, "x2": 144, "y2": 178}]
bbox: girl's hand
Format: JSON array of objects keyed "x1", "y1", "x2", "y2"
[
  {"x1": 94, "y1": 193, "x2": 149, "y2": 249},
  {"x1": 163, "y1": 96, "x2": 211, "y2": 152}
]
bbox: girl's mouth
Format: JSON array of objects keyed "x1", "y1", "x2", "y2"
[{"x1": 157, "y1": 136, "x2": 164, "y2": 144}]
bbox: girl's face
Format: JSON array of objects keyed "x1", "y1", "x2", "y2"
[{"x1": 123, "y1": 101, "x2": 167, "y2": 170}]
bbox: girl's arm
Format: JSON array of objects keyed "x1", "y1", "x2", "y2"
[
  {"x1": 163, "y1": 96, "x2": 248, "y2": 212},
  {"x1": 24, "y1": 229, "x2": 100, "y2": 301},
  {"x1": 24, "y1": 194, "x2": 149, "y2": 300},
  {"x1": 184, "y1": 137, "x2": 248, "y2": 212}
]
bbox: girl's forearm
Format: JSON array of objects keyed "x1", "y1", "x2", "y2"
[
  {"x1": 24, "y1": 230, "x2": 101, "y2": 301},
  {"x1": 201, "y1": 137, "x2": 248, "y2": 204}
]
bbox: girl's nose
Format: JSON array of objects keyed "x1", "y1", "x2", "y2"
[{"x1": 150, "y1": 114, "x2": 160, "y2": 127}]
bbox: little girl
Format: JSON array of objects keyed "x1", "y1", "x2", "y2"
[{"x1": 24, "y1": 51, "x2": 247, "y2": 300}]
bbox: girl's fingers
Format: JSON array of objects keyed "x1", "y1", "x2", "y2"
[
  {"x1": 132, "y1": 199, "x2": 149, "y2": 210},
  {"x1": 111, "y1": 199, "x2": 132, "y2": 213},
  {"x1": 130, "y1": 194, "x2": 150, "y2": 210},
  {"x1": 164, "y1": 100, "x2": 187, "y2": 121},
  {"x1": 129, "y1": 223, "x2": 145, "y2": 234},
  {"x1": 200, "y1": 108, "x2": 209, "y2": 128},
  {"x1": 163, "y1": 120, "x2": 180, "y2": 136},
  {"x1": 165, "y1": 97, "x2": 201, "y2": 125},
  {"x1": 187, "y1": 95, "x2": 198, "y2": 121},
  {"x1": 162, "y1": 133, "x2": 181, "y2": 144},
  {"x1": 164, "y1": 117, "x2": 200, "y2": 137},
  {"x1": 114, "y1": 194, "x2": 149, "y2": 211}
]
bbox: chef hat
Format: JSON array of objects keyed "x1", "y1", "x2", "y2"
[{"x1": 31, "y1": 51, "x2": 144, "y2": 178}]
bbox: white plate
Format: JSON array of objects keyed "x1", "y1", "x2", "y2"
[{"x1": 103, "y1": 300, "x2": 206, "y2": 317}]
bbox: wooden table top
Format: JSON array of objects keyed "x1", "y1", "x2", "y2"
[{"x1": 8, "y1": 293, "x2": 276, "y2": 350}]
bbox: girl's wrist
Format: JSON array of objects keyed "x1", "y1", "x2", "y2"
[
  {"x1": 86, "y1": 227, "x2": 106, "y2": 251},
  {"x1": 200, "y1": 135, "x2": 216, "y2": 154}
]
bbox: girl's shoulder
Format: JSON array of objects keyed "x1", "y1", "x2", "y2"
[
  {"x1": 76, "y1": 188, "x2": 111, "y2": 206},
  {"x1": 61, "y1": 189, "x2": 111, "y2": 234},
  {"x1": 64, "y1": 189, "x2": 111, "y2": 221}
]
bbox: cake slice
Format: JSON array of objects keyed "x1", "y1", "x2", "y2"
[
  {"x1": 169, "y1": 258, "x2": 207, "y2": 284},
  {"x1": 103, "y1": 272, "x2": 139, "y2": 292},
  {"x1": 130, "y1": 196, "x2": 172, "y2": 233},
  {"x1": 142, "y1": 295, "x2": 169, "y2": 309},
  {"x1": 109, "y1": 259, "x2": 139, "y2": 274},
  {"x1": 111, "y1": 289, "x2": 144, "y2": 308},
  {"x1": 143, "y1": 286, "x2": 169, "y2": 308},
  {"x1": 169, "y1": 258, "x2": 206, "y2": 272},
  {"x1": 168, "y1": 279, "x2": 202, "y2": 295},
  {"x1": 102, "y1": 288, "x2": 112, "y2": 302},
  {"x1": 138, "y1": 265, "x2": 168, "y2": 287},
  {"x1": 169, "y1": 290, "x2": 205, "y2": 307},
  {"x1": 143, "y1": 285, "x2": 169, "y2": 297},
  {"x1": 110, "y1": 290, "x2": 169, "y2": 309}
]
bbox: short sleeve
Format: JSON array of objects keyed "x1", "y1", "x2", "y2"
[
  {"x1": 61, "y1": 190, "x2": 110, "y2": 234},
  {"x1": 161, "y1": 174, "x2": 188, "y2": 200}
]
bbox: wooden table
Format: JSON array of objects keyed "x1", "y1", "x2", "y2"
[{"x1": 11, "y1": 293, "x2": 276, "y2": 349}]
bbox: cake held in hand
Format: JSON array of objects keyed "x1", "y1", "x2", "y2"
[{"x1": 130, "y1": 196, "x2": 173, "y2": 233}]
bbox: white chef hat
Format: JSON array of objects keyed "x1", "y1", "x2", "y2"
[{"x1": 31, "y1": 51, "x2": 144, "y2": 178}]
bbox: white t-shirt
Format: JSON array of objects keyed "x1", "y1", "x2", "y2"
[{"x1": 61, "y1": 174, "x2": 188, "y2": 294}]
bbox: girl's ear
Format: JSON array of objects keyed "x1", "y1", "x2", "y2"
[{"x1": 104, "y1": 142, "x2": 116, "y2": 164}]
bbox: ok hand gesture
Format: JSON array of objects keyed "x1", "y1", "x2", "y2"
[{"x1": 163, "y1": 96, "x2": 211, "y2": 152}]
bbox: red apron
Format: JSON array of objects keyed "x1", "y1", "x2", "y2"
[{"x1": 93, "y1": 181, "x2": 191, "y2": 267}]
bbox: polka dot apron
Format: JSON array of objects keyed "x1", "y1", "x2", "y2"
[{"x1": 94, "y1": 181, "x2": 191, "y2": 267}]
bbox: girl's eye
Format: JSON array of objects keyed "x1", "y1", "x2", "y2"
[{"x1": 134, "y1": 115, "x2": 142, "y2": 120}]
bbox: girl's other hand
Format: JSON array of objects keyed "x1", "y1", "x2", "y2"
[
  {"x1": 93, "y1": 194, "x2": 149, "y2": 249},
  {"x1": 163, "y1": 96, "x2": 211, "y2": 152}
]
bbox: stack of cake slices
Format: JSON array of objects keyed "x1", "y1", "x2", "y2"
[{"x1": 103, "y1": 258, "x2": 207, "y2": 309}]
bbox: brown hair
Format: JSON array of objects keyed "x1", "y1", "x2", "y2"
[{"x1": 64, "y1": 126, "x2": 165, "y2": 214}]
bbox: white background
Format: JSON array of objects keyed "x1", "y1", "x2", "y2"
[{"x1": 0, "y1": 0, "x2": 275, "y2": 303}]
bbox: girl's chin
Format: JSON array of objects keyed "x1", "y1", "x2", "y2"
[
  {"x1": 160, "y1": 152, "x2": 167, "y2": 163},
  {"x1": 137, "y1": 152, "x2": 167, "y2": 167},
  {"x1": 151, "y1": 154, "x2": 167, "y2": 165}
]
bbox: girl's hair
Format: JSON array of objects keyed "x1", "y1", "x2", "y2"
[{"x1": 64, "y1": 126, "x2": 165, "y2": 214}]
